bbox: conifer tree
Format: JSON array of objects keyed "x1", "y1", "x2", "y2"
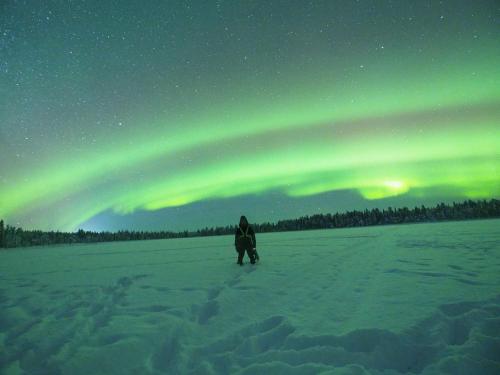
[{"x1": 0, "y1": 220, "x2": 5, "y2": 248}]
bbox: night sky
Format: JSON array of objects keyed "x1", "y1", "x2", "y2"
[{"x1": 1, "y1": 1, "x2": 499, "y2": 232}]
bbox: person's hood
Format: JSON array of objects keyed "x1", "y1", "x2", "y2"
[{"x1": 239, "y1": 215, "x2": 248, "y2": 228}]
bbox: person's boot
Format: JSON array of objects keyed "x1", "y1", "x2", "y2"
[{"x1": 237, "y1": 256, "x2": 243, "y2": 266}]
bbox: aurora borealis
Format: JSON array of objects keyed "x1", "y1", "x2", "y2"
[{"x1": 1, "y1": 1, "x2": 499, "y2": 231}]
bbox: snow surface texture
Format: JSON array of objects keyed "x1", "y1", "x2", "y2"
[{"x1": 1, "y1": 219, "x2": 499, "y2": 375}]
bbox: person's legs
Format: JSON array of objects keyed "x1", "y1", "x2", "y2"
[{"x1": 237, "y1": 248, "x2": 245, "y2": 265}]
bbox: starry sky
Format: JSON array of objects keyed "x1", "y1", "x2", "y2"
[{"x1": 1, "y1": 0, "x2": 499, "y2": 232}]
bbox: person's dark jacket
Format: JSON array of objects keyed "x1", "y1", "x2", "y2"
[
  {"x1": 234, "y1": 225, "x2": 256, "y2": 250},
  {"x1": 234, "y1": 216, "x2": 256, "y2": 250}
]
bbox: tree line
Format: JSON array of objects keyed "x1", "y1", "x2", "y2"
[{"x1": 0, "y1": 199, "x2": 499, "y2": 249}]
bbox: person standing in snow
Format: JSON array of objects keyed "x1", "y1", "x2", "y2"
[{"x1": 234, "y1": 215, "x2": 259, "y2": 266}]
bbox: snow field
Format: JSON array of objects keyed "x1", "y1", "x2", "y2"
[{"x1": 0, "y1": 219, "x2": 499, "y2": 374}]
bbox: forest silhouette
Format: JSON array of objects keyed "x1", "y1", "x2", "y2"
[{"x1": 1, "y1": 199, "x2": 498, "y2": 249}]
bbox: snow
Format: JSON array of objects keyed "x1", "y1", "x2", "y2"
[{"x1": 1, "y1": 219, "x2": 499, "y2": 374}]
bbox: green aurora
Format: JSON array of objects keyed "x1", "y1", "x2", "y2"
[{"x1": 0, "y1": 1, "x2": 499, "y2": 231}]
